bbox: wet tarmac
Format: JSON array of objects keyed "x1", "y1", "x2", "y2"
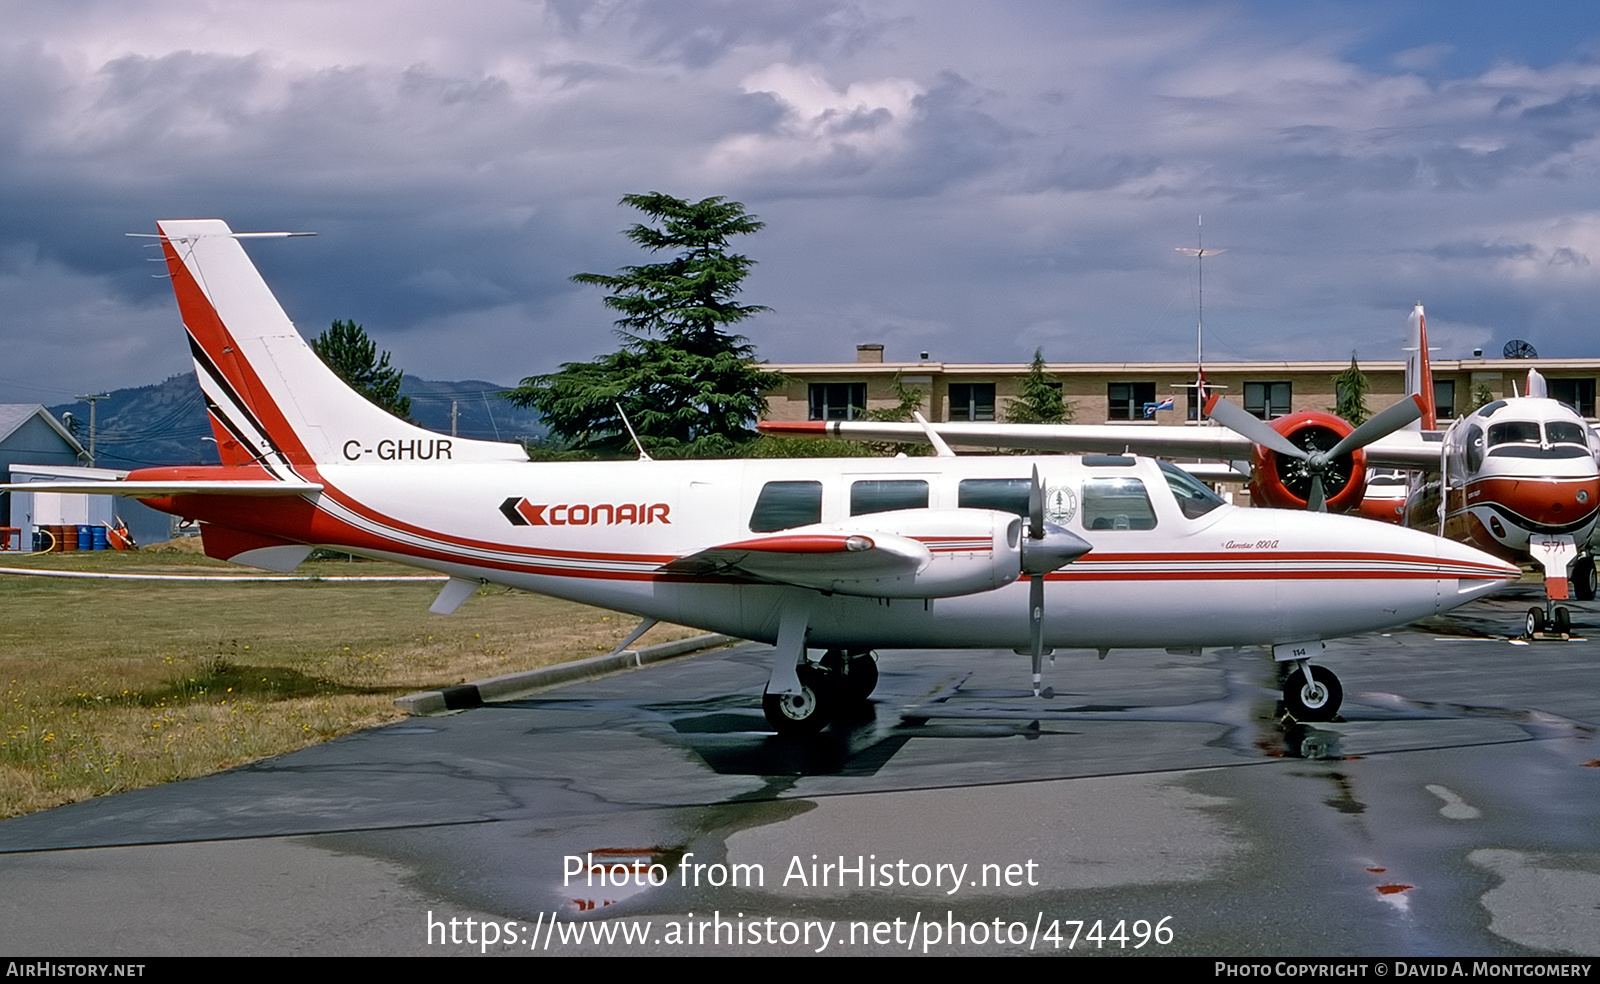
[{"x1": 2, "y1": 582, "x2": 1597, "y2": 956}]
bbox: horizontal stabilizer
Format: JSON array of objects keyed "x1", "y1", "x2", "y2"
[{"x1": 0, "y1": 480, "x2": 321, "y2": 497}]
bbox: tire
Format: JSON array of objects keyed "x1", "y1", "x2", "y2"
[
  {"x1": 1527, "y1": 607, "x2": 1547, "y2": 637},
  {"x1": 1282, "y1": 665, "x2": 1343, "y2": 722},
  {"x1": 838, "y1": 654, "x2": 879, "y2": 704},
  {"x1": 1574, "y1": 558, "x2": 1597, "y2": 602},
  {"x1": 1555, "y1": 607, "x2": 1572, "y2": 635},
  {"x1": 763, "y1": 679, "x2": 831, "y2": 735}
]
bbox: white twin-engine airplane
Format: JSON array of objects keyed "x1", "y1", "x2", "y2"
[
  {"x1": 10, "y1": 220, "x2": 1521, "y2": 733},
  {"x1": 770, "y1": 305, "x2": 1600, "y2": 640}
]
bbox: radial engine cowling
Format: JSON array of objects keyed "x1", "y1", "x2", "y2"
[{"x1": 1246, "y1": 410, "x2": 1368, "y2": 513}]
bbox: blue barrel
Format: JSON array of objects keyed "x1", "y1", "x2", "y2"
[
  {"x1": 77, "y1": 525, "x2": 92, "y2": 551},
  {"x1": 91, "y1": 526, "x2": 108, "y2": 551}
]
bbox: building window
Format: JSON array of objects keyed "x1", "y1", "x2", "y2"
[
  {"x1": 1108, "y1": 382, "x2": 1156, "y2": 421},
  {"x1": 809, "y1": 382, "x2": 866, "y2": 421},
  {"x1": 1433, "y1": 380, "x2": 1456, "y2": 420},
  {"x1": 1548, "y1": 378, "x2": 1596, "y2": 418},
  {"x1": 1243, "y1": 381, "x2": 1291, "y2": 420},
  {"x1": 948, "y1": 383, "x2": 996, "y2": 421}
]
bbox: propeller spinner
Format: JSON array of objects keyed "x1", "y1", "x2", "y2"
[{"x1": 1203, "y1": 394, "x2": 1424, "y2": 511}]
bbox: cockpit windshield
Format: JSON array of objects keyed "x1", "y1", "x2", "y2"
[
  {"x1": 1157, "y1": 459, "x2": 1225, "y2": 519},
  {"x1": 1547, "y1": 421, "x2": 1590, "y2": 446},
  {"x1": 1488, "y1": 421, "x2": 1540, "y2": 447},
  {"x1": 1487, "y1": 419, "x2": 1594, "y2": 459}
]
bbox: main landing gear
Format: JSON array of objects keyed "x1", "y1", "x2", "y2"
[
  {"x1": 1281, "y1": 661, "x2": 1343, "y2": 722},
  {"x1": 762, "y1": 649, "x2": 879, "y2": 735}
]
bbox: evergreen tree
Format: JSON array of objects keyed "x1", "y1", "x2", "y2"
[
  {"x1": 1332, "y1": 354, "x2": 1370, "y2": 426},
  {"x1": 1003, "y1": 349, "x2": 1073, "y2": 424},
  {"x1": 311, "y1": 320, "x2": 412, "y2": 421},
  {"x1": 508, "y1": 193, "x2": 783, "y2": 457}
]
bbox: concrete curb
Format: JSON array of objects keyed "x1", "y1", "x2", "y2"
[{"x1": 395, "y1": 632, "x2": 740, "y2": 716}]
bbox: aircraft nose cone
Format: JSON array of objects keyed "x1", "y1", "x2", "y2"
[
  {"x1": 1432, "y1": 535, "x2": 1522, "y2": 611},
  {"x1": 1022, "y1": 524, "x2": 1092, "y2": 576}
]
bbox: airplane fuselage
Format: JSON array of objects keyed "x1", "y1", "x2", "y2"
[{"x1": 140, "y1": 453, "x2": 1516, "y2": 653}]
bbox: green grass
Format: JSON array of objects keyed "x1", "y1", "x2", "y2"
[{"x1": 0, "y1": 545, "x2": 698, "y2": 818}]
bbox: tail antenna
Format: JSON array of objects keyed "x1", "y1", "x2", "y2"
[{"x1": 615, "y1": 403, "x2": 653, "y2": 461}]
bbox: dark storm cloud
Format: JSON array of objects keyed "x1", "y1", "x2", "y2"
[{"x1": 3, "y1": 0, "x2": 1600, "y2": 402}]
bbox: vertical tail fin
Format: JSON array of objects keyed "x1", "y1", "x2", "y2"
[
  {"x1": 1403, "y1": 302, "x2": 1438, "y2": 430},
  {"x1": 156, "y1": 220, "x2": 527, "y2": 472}
]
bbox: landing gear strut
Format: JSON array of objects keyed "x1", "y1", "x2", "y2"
[
  {"x1": 762, "y1": 650, "x2": 880, "y2": 735},
  {"x1": 1282, "y1": 662, "x2": 1343, "y2": 722}
]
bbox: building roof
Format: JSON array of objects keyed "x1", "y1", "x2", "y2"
[{"x1": 0, "y1": 404, "x2": 89, "y2": 456}]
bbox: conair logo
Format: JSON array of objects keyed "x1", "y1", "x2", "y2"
[{"x1": 500, "y1": 498, "x2": 671, "y2": 527}]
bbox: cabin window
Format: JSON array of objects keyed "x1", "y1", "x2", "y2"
[
  {"x1": 850, "y1": 480, "x2": 929, "y2": 516},
  {"x1": 1244, "y1": 381, "x2": 1292, "y2": 420},
  {"x1": 808, "y1": 383, "x2": 867, "y2": 421},
  {"x1": 1464, "y1": 424, "x2": 1485, "y2": 473},
  {"x1": 1107, "y1": 382, "x2": 1156, "y2": 421},
  {"x1": 749, "y1": 481, "x2": 823, "y2": 532},
  {"x1": 948, "y1": 383, "x2": 997, "y2": 421},
  {"x1": 1081, "y1": 478, "x2": 1158, "y2": 530},
  {"x1": 958, "y1": 478, "x2": 1030, "y2": 516},
  {"x1": 1157, "y1": 460, "x2": 1224, "y2": 519}
]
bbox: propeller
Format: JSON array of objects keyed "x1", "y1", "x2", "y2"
[
  {"x1": 1020, "y1": 466, "x2": 1093, "y2": 696},
  {"x1": 1204, "y1": 394, "x2": 1424, "y2": 511}
]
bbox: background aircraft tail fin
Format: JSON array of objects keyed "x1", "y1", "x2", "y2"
[
  {"x1": 155, "y1": 219, "x2": 527, "y2": 472},
  {"x1": 1403, "y1": 302, "x2": 1438, "y2": 430}
]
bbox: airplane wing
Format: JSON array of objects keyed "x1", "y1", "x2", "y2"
[
  {"x1": 762, "y1": 420, "x2": 1256, "y2": 458},
  {"x1": 1360, "y1": 432, "x2": 1444, "y2": 470},
  {"x1": 761, "y1": 419, "x2": 1445, "y2": 473}
]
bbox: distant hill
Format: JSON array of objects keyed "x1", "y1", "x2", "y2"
[{"x1": 48, "y1": 374, "x2": 546, "y2": 468}]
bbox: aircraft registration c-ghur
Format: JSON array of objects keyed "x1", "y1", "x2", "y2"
[
  {"x1": 9, "y1": 221, "x2": 1520, "y2": 734},
  {"x1": 764, "y1": 305, "x2": 1600, "y2": 641}
]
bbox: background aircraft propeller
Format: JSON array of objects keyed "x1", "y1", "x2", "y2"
[{"x1": 1203, "y1": 395, "x2": 1424, "y2": 511}]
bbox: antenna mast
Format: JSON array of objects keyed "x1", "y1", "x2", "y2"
[{"x1": 1175, "y1": 215, "x2": 1225, "y2": 422}]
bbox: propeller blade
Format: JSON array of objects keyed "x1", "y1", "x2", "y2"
[
  {"x1": 1028, "y1": 465, "x2": 1044, "y2": 541},
  {"x1": 1204, "y1": 397, "x2": 1308, "y2": 460},
  {"x1": 1307, "y1": 472, "x2": 1327, "y2": 513},
  {"x1": 1029, "y1": 574, "x2": 1045, "y2": 697},
  {"x1": 1326, "y1": 393, "x2": 1424, "y2": 460}
]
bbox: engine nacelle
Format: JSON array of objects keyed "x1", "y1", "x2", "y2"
[{"x1": 1246, "y1": 410, "x2": 1368, "y2": 513}]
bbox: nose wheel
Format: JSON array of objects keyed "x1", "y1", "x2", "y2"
[
  {"x1": 1282, "y1": 664, "x2": 1343, "y2": 722},
  {"x1": 1526, "y1": 605, "x2": 1572, "y2": 638}
]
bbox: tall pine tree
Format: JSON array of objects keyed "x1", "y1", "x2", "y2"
[{"x1": 509, "y1": 194, "x2": 783, "y2": 457}]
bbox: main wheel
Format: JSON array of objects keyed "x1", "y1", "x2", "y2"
[
  {"x1": 1283, "y1": 665, "x2": 1343, "y2": 722},
  {"x1": 763, "y1": 677, "x2": 831, "y2": 735},
  {"x1": 838, "y1": 654, "x2": 879, "y2": 704},
  {"x1": 1527, "y1": 607, "x2": 1547, "y2": 637},
  {"x1": 1555, "y1": 607, "x2": 1572, "y2": 635},
  {"x1": 1574, "y1": 558, "x2": 1597, "y2": 601}
]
